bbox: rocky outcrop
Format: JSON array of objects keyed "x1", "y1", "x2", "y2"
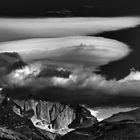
[
  {"x1": 23, "y1": 98, "x2": 97, "y2": 130},
  {"x1": 24, "y1": 99, "x2": 76, "y2": 130},
  {"x1": 36, "y1": 100, "x2": 52, "y2": 122},
  {"x1": 52, "y1": 104, "x2": 75, "y2": 129}
]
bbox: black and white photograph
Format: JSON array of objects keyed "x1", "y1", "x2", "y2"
[{"x1": 0, "y1": 0, "x2": 140, "y2": 140}]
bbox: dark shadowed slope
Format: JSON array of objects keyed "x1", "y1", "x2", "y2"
[
  {"x1": 59, "y1": 108, "x2": 140, "y2": 140},
  {"x1": 59, "y1": 120, "x2": 140, "y2": 140}
]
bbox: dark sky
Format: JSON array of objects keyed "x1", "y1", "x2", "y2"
[
  {"x1": 96, "y1": 27, "x2": 140, "y2": 80},
  {"x1": 0, "y1": 0, "x2": 139, "y2": 17}
]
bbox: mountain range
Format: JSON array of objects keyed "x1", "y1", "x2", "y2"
[
  {"x1": 0, "y1": 91, "x2": 98, "y2": 140},
  {"x1": 0, "y1": 90, "x2": 140, "y2": 140}
]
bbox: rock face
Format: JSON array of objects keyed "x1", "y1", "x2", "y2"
[
  {"x1": 52, "y1": 104, "x2": 75, "y2": 129},
  {"x1": 23, "y1": 98, "x2": 97, "y2": 130},
  {"x1": 24, "y1": 97, "x2": 37, "y2": 118},
  {"x1": 36, "y1": 101, "x2": 52, "y2": 122}
]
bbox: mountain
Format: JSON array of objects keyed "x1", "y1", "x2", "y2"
[
  {"x1": 23, "y1": 97, "x2": 97, "y2": 134},
  {"x1": 0, "y1": 91, "x2": 140, "y2": 140},
  {"x1": 59, "y1": 108, "x2": 140, "y2": 140},
  {"x1": 59, "y1": 120, "x2": 140, "y2": 140},
  {"x1": 0, "y1": 95, "x2": 59, "y2": 140},
  {"x1": 0, "y1": 91, "x2": 98, "y2": 139},
  {"x1": 103, "y1": 108, "x2": 140, "y2": 122}
]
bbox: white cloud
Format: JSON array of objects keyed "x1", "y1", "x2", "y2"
[
  {"x1": 0, "y1": 36, "x2": 130, "y2": 70},
  {"x1": 119, "y1": 68, "x2": 140, "y2": 82},
  {"x1": 0, "y1": 17, "x2": 139, "y2": 41}
]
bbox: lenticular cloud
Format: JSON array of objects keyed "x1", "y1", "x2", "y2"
[
  {"x1": 0, "y1": 36, "x2": 131, "y2": 69},
  {"x1": 0, "y1": 17, "x2": 139, "y2": 41}
]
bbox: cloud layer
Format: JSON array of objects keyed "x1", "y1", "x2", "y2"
[
  {"x1": 4, "y1": 69, "x2": 140, "y2": 108},
  {"x1": 0, "y1": 36, "x2": 130, "y2": 69},
  {"x1": 0, "y1": 17, "x2": 139, "y2": 41},
  {"x1": 0, "y1": 17, "x2": 140, "y2": 109}
]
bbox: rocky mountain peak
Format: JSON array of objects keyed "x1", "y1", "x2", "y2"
[
  {"x1": 0, "y1": 92, "x2": 98, "y2": 139},
  {"x1": 23, "y1": 98, "x2": 97, "y2": 131}
]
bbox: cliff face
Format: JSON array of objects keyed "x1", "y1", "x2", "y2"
[
  {"x1": 23, "y1": 99, "x2": 97, "y2": 130},
  {"x1": 24, "y1": 99, "x2": 37, "y2": 118},
  {"x1": 35, "y1": 101, "x2": 76, "y2": 129}
]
